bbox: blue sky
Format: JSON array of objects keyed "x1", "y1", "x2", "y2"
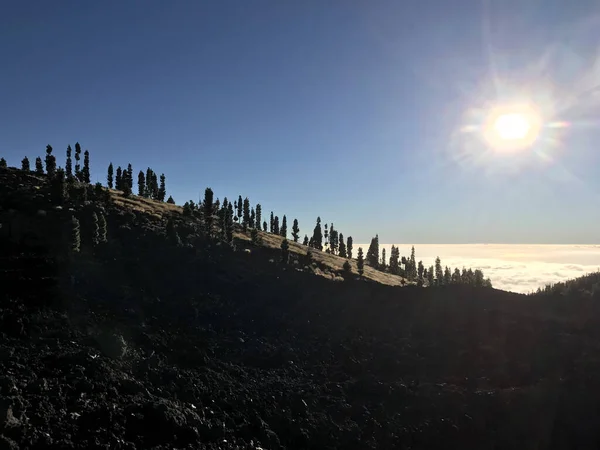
[{"x1": 2, "y1": 0, "x2": 600, "y2": 244}]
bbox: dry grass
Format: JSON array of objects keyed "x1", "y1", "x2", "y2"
[
  {"x1": 109, "y1": 190, "x2": 182, "y2": 217},
  {"x1": 235, "y1": 229, "x2": 408, "y2": 286}
]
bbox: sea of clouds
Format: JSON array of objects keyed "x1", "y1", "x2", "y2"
[{"x1": 354, "y1": 244, "x2": 600, "y2": 294}]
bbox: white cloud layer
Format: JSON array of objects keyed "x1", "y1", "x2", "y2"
[{"x1": 354, "y1": 244, "x2": 600, "y2": 294}]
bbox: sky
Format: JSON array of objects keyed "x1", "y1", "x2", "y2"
[{"x1": 2, "y1": 1, "x2": 600, "y2": 244}]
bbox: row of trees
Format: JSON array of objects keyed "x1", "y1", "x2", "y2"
[{"x1": 18, "y1": 144, "x2": 91, "y2": 184}]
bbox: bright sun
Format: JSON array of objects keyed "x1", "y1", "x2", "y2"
[{"x1": 482, "y1": 105, "x2": 542, "y2": 151}]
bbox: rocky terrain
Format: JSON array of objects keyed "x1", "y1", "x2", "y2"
[{"x1": 2, "y1": 167, "x2": 600, "y2": 449}]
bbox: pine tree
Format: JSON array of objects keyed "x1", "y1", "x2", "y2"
[
  {"x1": 250, "y1": 208, "x2": 256, "y2": 228},
  {"x1": 329, "y1": 224, "x2": 338, "y2": 255},
  {"x1": 427, "y1": 266, "x2": 435, "y2": 286},
  {"x1": 343, "y1": 260, "x2": 352, "y2": 276},
  {"x1": 226, "y1": 202, "x2": 234, "y2": 242},
  {"x1": 106, "y1": 163, "x2": 114, "y2": 188},
  {"x1": 115, "y1": 166, "x2": 123, "y2": 190},
  {"x1": 82, "y1": 150, "x2": 90, "y2": 183},
  {"x1": 251, "y1": 227, "x2": 261, "y2": 245},
  {"x1": 262, "y1": 221, "x2": 267, "y2": 232},
  {"x1": 242, "y1": 197, "x2": 250, "y2": 231},
  {"x1": 126, "y1": 164, "x2": 133, "y2": 191},
  {"x1": 409, "y1": 246, "x2": 417, "y2": 281},
  {"x1": 237, "y1": 195, "x2": 243, "y2": 223},
  {"x1": 273, "y1": 216, "x2": 280, "y2": 235},
  {"x1": 122, "y1": 167, "x2": 132, "y2": 197},
  {"x1": 74, "y1": 142, "x2": 82, "y2": 180},
  {"x1": 21, "y1": 156, "x2": 30, "y2": 171},
  {"x1": 35, "y1": 157, "x2": 44, "y2": 175},
  {"x1": 0, "y1": 158, "x2": 6, "y2": 169},
  {"x1": 389, "y1": 245, "x2": 399, "y2": 274},
  {"x1": 291, "y1": 218, "x2": 300, "y2": 242},
  {"x1": 98, "y1": 212, "x2": 107, "y2": 243},
  {"x1": 65, "y1": 145, "x2": 73, "y2": 181},
  {"x1": 204, "y1": 187, "x2": 214, "y2": 235},
  {"x1": 166, "y1": 195, "x2": 175, "y2": 204},
  {"x1": 51, "y1": 168, "x2": 66, "y2": 204},
  {"x1": 381, "y1": 248, "x2": 387, "y2": 270},
  {"x1": 452, "y1": 268, "x2": 461, "y2": 284},
  {"x1": 417, "y1": 260, "x2": 425, "y2": 283},
  {"x1": 280, "y1": 215, "x2": 287, "y2": 238},
  {"x1": 158, "y1": 174, "x2": 166, "y2": 201},
  {"x1": 338, "y1": 233, "x2": 347, "y2": 257},
  {"x1": 91, "y1": 212, "x2": 99, "y2": 246},
  {"x1": 324, "y1": 224, "x2": 329, "y2": 251},
  {"x1": 357, "y1": 247, "x2": 365, "y2": 276},
  {"x1": 280, "y1": 239, "x2": 290, "y2": 264},
  {"x1": 45, "y1": 145, "x2": 56, "y2": 177},
  {"x1": 269, "y1": 212, "x2": 275, "y2": 233},
  {"x1": 366, "y1": 235, "x2": 379, "y2": 268},
  {"x1": 474, "y1": 269, "x2": 484, "y2": 287},
  {"x1": 255, "y1": 204, "x2": 262, "y2": 231},
  {"x1": 303, "y1": 235, "x2": 309, "y2": 246},
  {"x1": 70, "y1": 215, "x2": 81, "y2": 253},
  {"x1": 346, "y1": 236, "x2": 353, "y2": 259},
  {"x1": 444, "y1": 266, "x2": 452, "y2": 285},
  {"x1": 135, "y1": 170, "x2": 144, "y2": 196},
  {"x1": 435, "y1": 257, "x2": 443, "y2": 285},
  {"x1": 311, "y1": 217, "x2": 323, "y2": 250}
]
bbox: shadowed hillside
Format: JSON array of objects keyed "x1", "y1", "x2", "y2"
[{"x1": 2, "y1": 165, "x2": 600, "y2": 449}]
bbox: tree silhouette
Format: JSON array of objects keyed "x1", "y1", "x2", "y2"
[
  {"x1": 115, "y1": 166, "x2": 123, "y2": 190},
  {"x1": 389, "y1": 245, "x2": 400, "y2": 274},
  {"x1": 107, "y1": 163, "x2": 114, "y2": 188},
  {"x1": 409, "y1": 246, "x2": 417, "y2": 281},
  {"x1": 311, "y1": 217, "x2": 323, "y2": 250},
  {"x1": 280, "y1": 215, "x2": 287, "y2": 238},
  {"x1": 324, "y1": 224, "x2": 329, "y2": 252},
  {"x1": 263, "y1": 221, "x2": 267, "y2": 232},
  {"x1": 444, "y1": 266, "x2": 452, "y2": 285},
  {"x1": 204, "y1": 187, "x2": 214, "y2": 235},
  {"x1": 343, "y1": 260, "x2": 352, "y2": 276},
  {"x1": 121, "y1": 166, "x2": 132, "y2": 197},
  {"x1": 237, "y1": 195, "x2": 243, "y2": 223},
  {"x1": 366, "y1": 235, "x2": 379, "y2": 268},
  {"x1": 280, "y1": 239, "x2": 290, "y2": 264},
  {"x1": 242, "y1": 197, "x2": 250, "y2": 231},
  {"x1": 292, "y1": 218, "x2": 300, "y2": 242},
  {"x1": 427, "y1": 265, "x2": 435, "y2": 286},
  {"x1": 45, "y1": 145, "x2": 56, "y2": 178},
  {"x1": 226, "y1": 202, "x2": 234, "y2": 242},
  {"x1": 338, "y1": 233, "x2": 347, "y2": 257},
  {"x1": 474, "y1": 269, "x2": 484, "y2": 287},
  {"x1": 303, "y1": 235, "x2": 309, "y2": 246},
  {"x1": 250, "y1": 207, "x2": 256, "y2": 228},
  {"x1": 346, "y1": 236, "x2": 353, "y2": 259},
  {"x1": 65, "y1": 145, "x2": 73, "y2": 181},
  {"x1": 255, "y1": 204, "x2": 262, "y2": 231},
  {"x1": 417, "y1": 260, "x2": 425, "y2": 284},
  {"x1": 74, "y1": 142, "x2": 82, "y2": 180},
  {"x1": 82, "y1": 150, "x2": 91, "y2": 183},
  {"x1": 21, "y1": 157, "x2": 30, "y2": 171},
  {"x1": 329, "y1": 224, "x2": 338, "y2": 255},
  {"x1": 452, "y1": 268, "x2": 461, "y2": 284},
  {"x1": 158, "y1": 174, "x2": 166, "y2": 201},
  {"x1": 251, "y1": 227, "x2": 261, "y2": 245},
  {"x1": 274, "y1": 216, "x2": 280, "y2": 235},
  {"x1": 0, "y1": 158, "x2": 6, "y2": 169},
  {"x1": 35, "y1": 157, "x2": 44, "y2": 175},
  {"x1": 435, "y1": 257, "x2": 443, "y2": 285},
  {"x1": 269, "y1": 212, "x2": 274, "y2": 233},
  {"x1": 137, "y1": 171, "x2": 145, "y2": 196},
  {"x1": 381, "y1": 248, "x2": 387, "y2": 271},
  {"x1": 357, "y1": 247, "x2": 365, "y2": 276},
  {"x1": 166, "y1": 195, "x2": 175, "y2": 204}
]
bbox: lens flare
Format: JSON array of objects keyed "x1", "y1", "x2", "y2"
[{"x1": 482, "y1": 104, "x2": 543, "y2": 152}]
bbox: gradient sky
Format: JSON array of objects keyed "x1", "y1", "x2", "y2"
[{"x1": 2, "y1": 0, "x2": 600, "y2": 244}]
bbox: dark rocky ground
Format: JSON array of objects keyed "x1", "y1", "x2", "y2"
[{"x1": 2, "y1": 169, "x2": 600, "y2": 449}]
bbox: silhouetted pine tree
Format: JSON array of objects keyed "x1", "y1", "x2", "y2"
[
  {"x1": 366, "y1": 235, "x2": 379, "y2": 268},
  {"x1": 0, "y1": 158, "x2": 6, "y2": 169},
  {"x1": 474, "y1": 269, "x2": 484, "y2": 287},
  {"x1": 35, "y1": 157, "x2": 44, "y2": 175},
  {"x1": 262, "y1": 221, "x2": 267, "y2": 232},
  {"x1": 280, "y1": 239, "x2": 290, "y2": 264},
  {"x1": 65, "y1": 145, "x2": 73, "y2": 181},
  {"x1": 226, "y1": 202, "x2": 234, "y2": 242},
  {"x1": 452, "y1": 268, "x2": 461, "y2": 284},
  {"x1": 138, "y1": 171, "x2": 145, "y2": 196},
  {"x1": 106, "y1": 163, "x2": 114, "y2": 188},
  {"x1": 237, "y1": 195, "x2": 243, "y2": 223},
  {"x1": 324, "y1": 224, "x2": 329, "y2": 252},
  {"x1": 74, "y1": 142, "x2": 82, "y2": 180},
  {"x1": 381, "y1": 248, "x2": 387, "y2": 270},
  {"x1": 21, "y1": 157, "x2": 30, "y2": 171},
  {"x1": 98, "y1": 212, "x2": 107, "y2": 243},
  {"x1": 428, "y1": 265, "x2": 435, "y2": 286},
  {"x1": 250, "y1": 207, "x2": 255, "y2": 228},
  {"x1": 435, "y1": 257, "x2": 443, "y2": 285},
  {"x1": 115, "y1": 166, "x2": 122, "y2": 190},
  {"x1": 311, "y1": 217, "x2": 323, "y2": 250},
  {"x1": 280, "y1": 215, "x2": 287, "y2": 238},
  {"x1": 357, "y1": 247, "x2": 365, "y2": 276},
  {"x1": 343, "y1": 260, "x2": 352, "y2": 275},
  {"x1": 338, "y1": 233, "x2": 347, "y2": 257},
  {"x1": 389, "y1": 246, "x2": 400, "y2": 274},
  {"x1": 409, "y1": 246, "x2": 417, "y2": 280},
  {"x1": 126, "y1": 163, "x2": 133, "y2": 190},
  {"x1": 204, "y1": 187, "x2": 214, "y2": 234},
  {"x1": 166, "y1": 195, "x2": 175, "y2": 204},
  {"x1": 274, "y1": 216, "x2": 280, "y2": 235},
  {"x1": 82, "y1": 150, "x2": 90, "y2": 183},
  {"x1": 329, "y1": 224, "x2": 338, "y2": 255},
  {"x1": 251, "y1": 227, "x2": 261, "y2": 245},
  {"x1": 255, "y1": 204, "x2": 262, "y2": 230},
  {"x1": 51, "y1": 168, "x2": 66, "y2": 204},
  {"x1": 347, "y1": 236, "x2": 353, "y2": 259},
  {"x1": 303, "y1": 235, "x2": 309, "y2": 246},
  {"x1": 70, "y1": 215, "x2": 81, "y2": 253},
  {"x1": 158, "y1": 174, "x2": 166, "y2": 201},
  {"x1": 269, "y1": 212, "x2": 274, "y2": 233},
  {"x1": 122, "y1": 167, "x2": 132, "y2": 197},
  {"x1": 418, "y1": 261, "x2": 425, "y2": 284},
  {"x1": 292, "y1": 218, "x2": 300, "y2": 242},
  {"x1": 45, "y1": 145, "x2": 57, "y2": 178},
  {"x1": 242, "y1": 197, "x2": 250, "y2": 231},
  {"x1": 444, "y1": 266, "x2": 452, "y2": 285}
]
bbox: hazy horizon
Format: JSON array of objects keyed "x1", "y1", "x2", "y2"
[{"x1": 355, "y1": 244, "x2": 600, "y2": 293}]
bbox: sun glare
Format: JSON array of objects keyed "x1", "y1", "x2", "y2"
[{"x1": 482, "y1": 105, "x2": 542, "y2": 152}]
